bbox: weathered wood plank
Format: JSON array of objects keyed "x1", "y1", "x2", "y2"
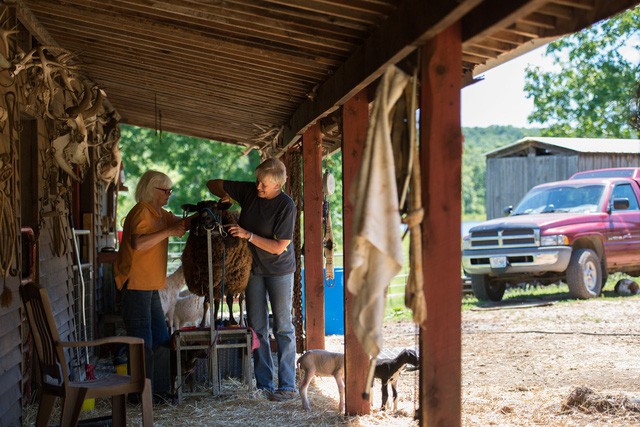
[
  {"x1": 341, "y1": 89, "x2": 371, "y2": 415},
  {"x1": 0, "y1": 365, "x2": 21, "y2": 422},
  {"x1": 281, "y1": 0, "x2": 482, "y2": 151},
  {"x1": 419, "y1": 22, "x2": 463, "y2": 427},
  {"x1": 0, "y1": 319, "x2": 20, "y2": 361},
  {"x1": 302, "y1": 123, "x2": 325, "y2": 350},
  {"x1": 0, "y1": 328, "x2": 21, "y2": 370}
]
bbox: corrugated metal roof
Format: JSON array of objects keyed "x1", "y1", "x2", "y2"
[{"x1": 486, "y1": 136, "x2": 640, "y2": 157}]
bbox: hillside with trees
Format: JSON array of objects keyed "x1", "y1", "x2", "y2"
[{"x1": 461, "y1": 126, "x2": 540, "y2": 219}]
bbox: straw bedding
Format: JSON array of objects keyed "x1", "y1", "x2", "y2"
[{"x1": 24, "y1": 294, "x2": 640, "y2": 426}]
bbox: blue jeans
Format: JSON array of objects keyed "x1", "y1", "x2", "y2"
[
  {"x1": 121, "y1": 288, "x2": 170, "y2": 392},
  {"x1": 245, "y1": 273, "x2": 296, "y2": 392}
]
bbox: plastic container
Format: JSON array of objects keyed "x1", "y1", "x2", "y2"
[
  {"x1": 81, "y1": 398, "x2": 95, "y2": 411},
  {"x1": 301, "y1": 268, "x2": 344, "y2": 335},
  {"x1": 115, "y1": 363, "x2": 127, "y2": 375}
]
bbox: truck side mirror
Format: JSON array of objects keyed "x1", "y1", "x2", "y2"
[
  {"x1": 612, "y1": 198, "x2": 630, "y2": 211},
  {"x1": 503, "y1": 205, "x2": 513, "y2": 216}
]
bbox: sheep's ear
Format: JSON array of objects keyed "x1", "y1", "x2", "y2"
[
  {"x1": 217, "y1": 200, "x2": 233, "y2": 211},
  {"x1": 181, "y1": 203, "x2": 198, "y2": 213}
]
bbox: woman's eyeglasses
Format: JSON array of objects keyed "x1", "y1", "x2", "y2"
[{"x1": 155, "y1": 187, "x2": 172, "y2": 195}]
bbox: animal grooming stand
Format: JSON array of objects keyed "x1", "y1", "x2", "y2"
[{"x1": 175, "y1": 227, "x2": 254, "y2": 403}]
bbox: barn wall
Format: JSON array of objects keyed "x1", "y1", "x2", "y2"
[
  {"x1": 0, "y1": 6, "x2": 123, "y2": 424},
  {"x1": 486, "y1": 151, "x2": 640, "y2": 219},
  {"x1": 577, "y1": 153, "x2": 640, "y2": 171},
  {"x1": 0, "y1": 10, "x2": 28, "y2": 426},
  {"x1": 486, "y1": 155, "x2": 578, "y2": 219},
  {"x1": 0, "y1": 280, "x2": 22, "y2": 426}
]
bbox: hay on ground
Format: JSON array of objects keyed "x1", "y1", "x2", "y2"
[{"x1": 562, "y1": 386, "x2": 640, "y2": 415}]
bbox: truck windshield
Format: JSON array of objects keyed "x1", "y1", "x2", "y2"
[{"x1": 512, "y1": 184, "x2": 605, "y2": 215}]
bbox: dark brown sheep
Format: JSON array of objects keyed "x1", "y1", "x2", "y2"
[{"x1": 180, "y1": 200, "x2": 252, "y2": 327}]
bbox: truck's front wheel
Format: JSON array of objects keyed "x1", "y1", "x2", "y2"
[
  {"x1": 566, "y1": 248, "x2": 602, "y2": 299},
  {"x1": 470, "y1": 275, "x2": 506, "y2": 301}
]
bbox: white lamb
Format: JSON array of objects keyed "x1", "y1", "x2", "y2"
[
  {"x1": 173, "y1": 293, "x2": 210, "y2": 331},
  {"x1": 297, "y1": 350, "x2": 345, "y2": 413},
  {"x1": 159, "y1": 266, "x2": 186, "y2": 333}
]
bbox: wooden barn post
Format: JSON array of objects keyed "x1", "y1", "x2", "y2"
[
  {"x1": 341, "y1": 89, "x2": 371, "y2": 414},
  {"x1": 419, "y1": 23, "x2": 463, "y2": 426},
  {"x1": 302, "y1": 123, "x2": 325, "y2": 350}
]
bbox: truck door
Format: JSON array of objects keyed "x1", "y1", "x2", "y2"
[{"x1": 606, "y1": 183, "x2": 640, "y2": 268}]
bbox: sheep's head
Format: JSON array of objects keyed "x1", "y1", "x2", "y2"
[
  {"x1": 182, "y1": 200, "x2": 232, "y2": 237},
  {"x1": 399, "y1": 349, "x2": 419, "y2": 369}
]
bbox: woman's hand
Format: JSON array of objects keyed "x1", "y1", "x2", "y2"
[
  {"x1": 226, "y1": 224, "x2": 251, "y2": 240},
  {"x1": 169, "y1": 219, "x2": 187, "y2": 237}
]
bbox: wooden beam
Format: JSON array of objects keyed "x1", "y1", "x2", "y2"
[
  {"x1": 461, "y1": 0, "x2": 548, "y2": 44},
  {"x1": 418, "y1": 22, "x2": 463, "y2": 427},
  {"x1": 341, "y1": 89, "x2": 370, "y2": 415},
  {"x1": 302, "y1": 124, "x2": 325, "y2": 350},
  {"x1": 279, "y1": 0, "x2": 483, "y2": 153},
  {"x1": 7, "y1": 0, "x2": 59, "y2": 46}
]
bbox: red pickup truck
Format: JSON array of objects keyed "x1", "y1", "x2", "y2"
[{"x1": 462, "y1": 168, "x2": 640, "y2": 301}]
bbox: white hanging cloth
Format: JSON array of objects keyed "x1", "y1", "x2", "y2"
[{"x1": 347, "y1": 65, "x2": 409, "y2": 358}]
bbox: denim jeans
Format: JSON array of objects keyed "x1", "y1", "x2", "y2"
[
  {"x1": 245, "y1": 272, "x2": 296, "y2": 392},
  {"x1": 121, "y1": 288, "x2": 170, "y2": 393}
]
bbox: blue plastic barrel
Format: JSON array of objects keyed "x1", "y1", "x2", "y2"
[{"x1": 300, "y1": 268, "x2": 344, "y2": 335}]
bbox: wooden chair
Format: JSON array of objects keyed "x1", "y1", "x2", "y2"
[{"x1": 20, "y1": 283, "x2": 153, "y2": 427}]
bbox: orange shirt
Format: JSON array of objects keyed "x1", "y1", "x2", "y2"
[{"x1": 114, "y1": 201, "x2": 178, "y2": 291}]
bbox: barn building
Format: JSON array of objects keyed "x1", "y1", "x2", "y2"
[{"x1": 485, "y1": 137, "x2": 640, "y2": 219}]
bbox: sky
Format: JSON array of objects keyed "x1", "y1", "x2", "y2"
[{"x1": 461, "y1": 46, "x2": 555, "y2": 128}]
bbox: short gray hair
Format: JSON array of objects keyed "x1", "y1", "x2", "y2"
[
  {"x1": 135, "y1": 170, "x2": 172, "y2": 203},
  {"x1": 255, "y1": 157, "x2": 287, "y2": 187}
]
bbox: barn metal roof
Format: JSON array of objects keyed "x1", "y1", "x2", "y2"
[
  {"x1": 486, "y1": 136, "x2": 640, "y2": 157},
  {"x1": 15, "y1": 0, "x2": 640, "y2": 155}
]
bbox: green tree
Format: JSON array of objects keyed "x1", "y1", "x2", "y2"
[
  {"x1": 117, "y1": 125, "x2": 260, "y2": 226},
  {"x1": 462, "y1": 126, "x2": 540, "y2": 219},
  {"x1": 525, "y1": 6, "x2": 640, "y2": 138}
]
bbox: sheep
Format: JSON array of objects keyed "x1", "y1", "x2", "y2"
[
  {"x1": 373, "y1": 349, "x2": 419, "y2": 411},
  {"x1": 173, "y1": 293, "x2": 210, "y2": 330},
  {"x1": 297, "y1": 350, "x2": 344, "y2": 413},
  {"x1": 614, "y1": 278, "x2": 640, "y2": 296},
  {"x1": 159, "y1": 266, "x2": 196, "y2": 333},
  {"x1": 180, "y1": 200, "x2": 252, "y2": 328}
]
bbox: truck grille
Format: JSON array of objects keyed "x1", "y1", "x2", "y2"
[{"x1": 469, "y1": 228, "x2": 539, "y2": 249}]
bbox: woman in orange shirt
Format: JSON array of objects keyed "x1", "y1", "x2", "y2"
[{"x1": 115, "y1": 170, "x2": 186, "y2": 401}]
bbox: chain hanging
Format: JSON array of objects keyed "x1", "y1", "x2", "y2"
[{"x1": 288, "y1": 147, "x2": 305, "y2": 352}]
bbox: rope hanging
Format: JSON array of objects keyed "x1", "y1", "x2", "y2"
[
  {"x1": 322, "y1": 167, "x2": 335, "y2": 280},
  {"x1": 400, "y1": 68, "x2": 426, "y2": 326}
]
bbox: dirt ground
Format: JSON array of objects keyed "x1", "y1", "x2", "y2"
[
  {"x1": 23, "y1": 293, "x2": 640, "y2": 426},
  {"x1": 332, "y1": 292, "x2": 640, "y2": 426},
  {"x1": 459, "y1": 293, "x2": 640, "y2": 426}
]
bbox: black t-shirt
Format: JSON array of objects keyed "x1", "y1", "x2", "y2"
[{"x1": 224, "y1": 181, "x2": 297, "y2": 276}]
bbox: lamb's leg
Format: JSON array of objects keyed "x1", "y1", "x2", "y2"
[
  {"x1": 369, "y1": 380, "x2": 375, "y2": 406},
  {"x1": 381, "y1": 382, "x2": 389, "y2": 411},
  {"x1": 390, "y1": 378, "x2": 398, "y2": 411},
  {"x1": 335, "y1": 372, "x2": 345, "y2": 413},
  {"x1": 168, "y1": 306, "x2": 175, "y2": 334},
  {"x1": 299, "y1": 368, "x2": 314, "y2": 411}
]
